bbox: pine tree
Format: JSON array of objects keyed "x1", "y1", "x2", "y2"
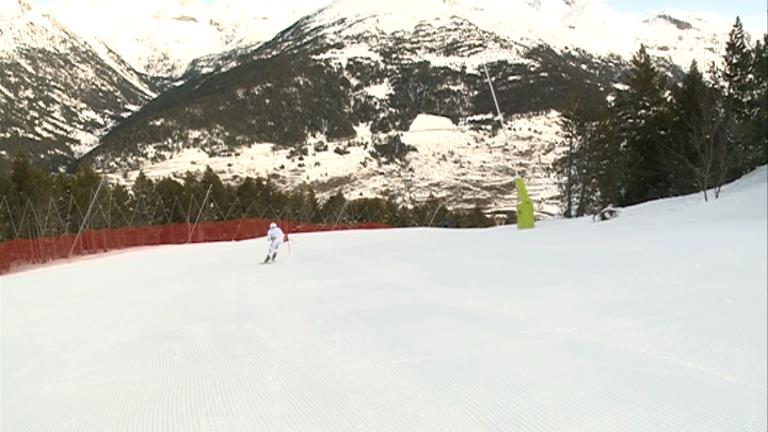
[
  {"x1": 130, "y1": 172, "x2": 158, "y2": 226},
  {"x1": 556, "y1": 100, "x2": 581, "y2": 218},
  {"x1": 612, "y1": 45, "x2": 672, "y2": 205},
  {"x1": 157, "y1": 177, "x2": 187, "y2": 224},
  {"x1": 320, "y1": 191, "x2": 347, "y2": 224},
  {"x1": 454, "y1": 206, "x2": 492, "y2": 228},
  {"x1": 235, "y1": 178, "x2": 257, "y2": 218},
  {"x1": 722, "y1": 18, "x2": 754, "y2": 121},
  {"x1": 10, "y1": 153, "x2": 51, "y2": 208},
  {"x1": 108, "y1": 184, "x2": 132, "y2": 228},
  {"x1": 0, "y1": 170, "x2": 12, "y2": 240},
  {"x1": 8, "y1": 153, "x2": 54, "y2": 238},
  {"x1": 0, "y1": 171, "x2": 10, "y2": 202},
  {"x1": 667, "y1": 61, "x2": 729, "y2": 200},
  {"x1": 748, "y1": 33, "x2": 768, "y2": 167},
  {"x1": 582, "y1": 119, "x2": 624, "y2": 210},
  {"x1": 720, "y1": 17, "x2": 758, "y2": 173},
  {"x1": 50, "y1": 173, "x2": 73, "y2": 234},
  {"x1": 553, "y1": 85, "x2": 609, "y2": 217},
  {"x1": 200, "y1": 166, "x2": 232, "y2": 221},
  {"x1": 285, "y1": 184, "x2": 319, "y2": 222},
  {"x1": 68, "y1": 164, "x2": 103, "y2": 231}
]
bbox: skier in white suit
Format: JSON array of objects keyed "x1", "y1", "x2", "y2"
[{"x1": 264, "y1": 222, "x2": 285, "y2": 263}]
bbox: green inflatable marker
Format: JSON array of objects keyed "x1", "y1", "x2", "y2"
[{"x1": 515, "y1": 177, "x2": 535, "y2": 229}]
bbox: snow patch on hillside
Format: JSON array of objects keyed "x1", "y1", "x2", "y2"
[
  {"x1": 363, "y1": 81, "x2": 391, "y2": 99},
  {"x1": 106, "y1": 112, "x2": 563, "y2": 215},
  {"x1": 408, "y1": 114, "x2": 457, "y2": 132}
]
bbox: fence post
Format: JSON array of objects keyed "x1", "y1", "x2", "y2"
[
  {"x1": 187, "y1": 185, "x2": 213, "y2": 243},
  {"x1": 427, "y1": 203, "x2": 443, "y2": 227},
  {"x1": 333, "y1": 200, "x2": 350, "y2": 230},
  {"x1": 68, "y1": 178, "x2": 105, "y2": 257}
]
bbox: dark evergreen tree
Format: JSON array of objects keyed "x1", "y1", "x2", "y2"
[
  {"x1": 50, "y1": 172, "x2": 74, "y2": 234},
  {"x1": 721, "y1": 18, "x2": 754, "y2": 121},
  {"x1": 66, "y1": 164, "x2": 103, "y2": 231},
  {"x1": 156, "y1": 177, "x2": 187, "y2": 224},
  {"x1": 234, "y1": 177, "x2": 260, "y2": 218},
  {"x1": 0, "y1": 171, "x2": 10, "y2": 204},
  {"x1": 719, "y1": 17, "x2": 758, "y2": 173},
  {"x1": 418, "y1": 197, "x2": 449, "y2": 227},
  {"x1": 553, "y1": 85, "x2": 610, "y2": 217},
  {"x1": 320, "y1": 191, "x2": 347, "y2": 224},
  {"x1": 200, "y1": 166, "x2": 233, "y2": 221},
  {"x1": 285, "y1": 184, "x2": 320, "y2": 223},
  {"x1": 242, "y1": 177, "x2": 286, "y2": 219},
  {"x1": 181, "y1": 172, "x2": 203, "y2": 222},
  {"x1": 9, "y1": 152, "x2": 51, "y2": 212},
  {"x1": 263, "y1": 181, "x2": 289, "y2": 220},
  {"x1": 9, "y1": 153, "x2": 55, "y2": 237},
  {"x1": 130, "y1": 172, "x2": 159, "y2": 226},
  {"x1": 242, "y1": 177, "x2": 267, "y2": 217},
  {"x1": 454, "y1": 206, "x2": 493, "y2": 228},
  {"x1": 748, "y1": 33, "x2": 768, "y2": 167},
  {"x1": 667, "y1": 61, "x2": 730, "y2": 200},
  {"x1": 0, "y1": 170, "x2": 12, "y2": 240},
  {"x1": 557, "y1": 103, "x2": 580, "y2": 217},
  {"x1": 108, "y1": 183, "x2": 132, "y2": 228},
  {"x1": 581, "y1": 119, "x2": 625, "y2": 210},
  {"x1": 612, "y1": 45, "x2": 672, "y2": 205}
]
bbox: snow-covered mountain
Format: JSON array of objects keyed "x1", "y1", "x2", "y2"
[
  {"x1": 45, "y1": 0, "x2": 329, "y2": 77},
  {"x1": 43, "y1": 0, "x2": 736, "y2": 79},
  {"x1": 307, "y1": 0, "x2": 732, "y2": 69},
  {"x1": 0, "y1": 0, "x2": 158, "y2": 171},
  {"x1": 83, "y1": 0, "x2": 740, "y2": 214}
]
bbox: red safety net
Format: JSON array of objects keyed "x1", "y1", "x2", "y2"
[{"x1": 0, "y1": 219, "x2": 390, "y2": 275}]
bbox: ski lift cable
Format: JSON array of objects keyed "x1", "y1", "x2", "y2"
[{"x1": 476, "y1": 30, "x2": 518, "y2": 177}]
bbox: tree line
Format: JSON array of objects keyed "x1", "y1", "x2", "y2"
[
  {"x1": 0, "y1": 155, "x2": 493, "y2": 242},
  {"x1": 554, "y1": 18, "x2": 767, "y2": 217}
]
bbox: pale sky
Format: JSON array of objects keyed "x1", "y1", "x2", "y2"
[{"x1": 29, "y1": 0, "x2": 767, "y2": 34}]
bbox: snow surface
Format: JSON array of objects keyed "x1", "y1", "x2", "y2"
[{"x1": 2, "y1": 168, "x2": 766, "y2": 431}]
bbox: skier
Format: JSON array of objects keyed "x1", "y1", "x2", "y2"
[{"x1": 264, "y1": 222, "x2": 284, "y2": 263}]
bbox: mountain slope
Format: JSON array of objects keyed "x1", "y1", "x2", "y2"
[
  {"x1": 0, "y1": 0, "x2": 157, "y2": 171},
  {"x1": 280, "y1": 0, "x2": 732, "y2": 71},
  {"x1": 45, "y1": 0, "x2": 328, "y2": 77},
  {"x1": 84, "y1": 0, "x2": 738, "y2": 213},
  {"x1": 2, "y1": 167, "x2": 765, "y2": 431}
]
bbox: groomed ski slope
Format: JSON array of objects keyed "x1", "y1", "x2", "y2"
[{"x1": 2, "y1": 168, "x2": 766, "y2": 431}]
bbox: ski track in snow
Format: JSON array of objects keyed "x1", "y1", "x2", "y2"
[{"x1": 1, "y1": 168, "x2": 766, "y2": 431}]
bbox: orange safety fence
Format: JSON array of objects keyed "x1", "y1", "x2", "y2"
[{"x1": 0, "y1": 219, "x2": 390, "y2": 275}]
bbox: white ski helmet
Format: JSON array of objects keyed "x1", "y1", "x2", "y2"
[{"x1": 269, "y1": 222, "x2": 277, "y2": 229}]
